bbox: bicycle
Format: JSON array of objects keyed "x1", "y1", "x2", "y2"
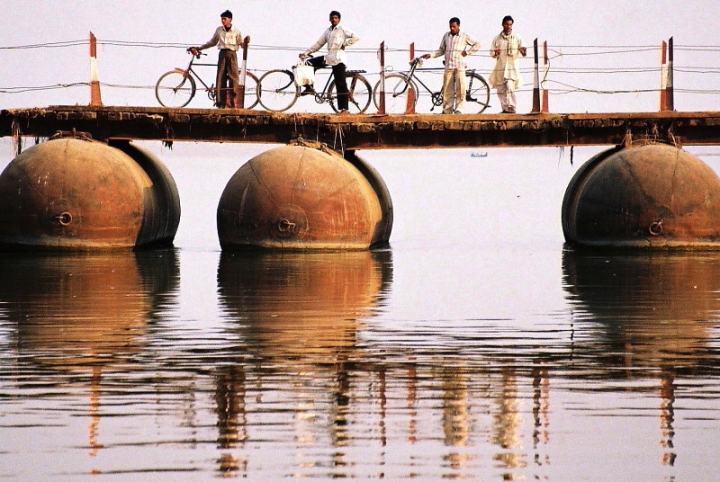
[
  {"x1": 257, "y1": 56, "x2": 372, "y2": 114},
  {"x1": 373, "y1": 57, "x2": 490, "y2": 114},
  {"x1": 155, "y1": 50, "x2": 260, "y2": 109}
]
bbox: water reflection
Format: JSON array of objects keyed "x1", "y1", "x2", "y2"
[
  {"x1": 562, "y1": 248, "x2": 720, "y2": 467},
  {"x1": 0, "y1": 250, "x2": 179, "y2": 457},
  {"x1": 217, "y1": 250, "x2": 393, "y2": 364},
  {"x1": 4, "y1": 246, "x2": 720, "y2": 479},
  {"x1": 216, "y1": 250, "x2": 392, "y2": 478},
  {"x1": 562, "y1": 248, "x2": 720, "y2": 369}
]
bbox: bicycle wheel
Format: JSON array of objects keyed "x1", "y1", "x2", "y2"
[
  {"x1": 464, "y1": 71, "x2": 491, "y2": 113},
  {"x1": 258, "y1": 69, "x2": 298, "y2": 112},
  {"x1": 155, "y1": 71, "x2": 196, "y2": 108},
  {"x1": 238, "y1": 70, "x2": 260, "y2": 109},
  {"x1": 373, "y1": 73, "x2": 418, "y2": 114},
  {"x1": 329, "y1": 74, "x2": 371, "y2": 114}
]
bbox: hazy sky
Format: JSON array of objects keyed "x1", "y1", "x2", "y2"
[{"x1": 1, "y1": 0, "x2": 719, "y2": 113}]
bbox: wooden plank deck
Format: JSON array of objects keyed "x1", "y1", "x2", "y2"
[{"x1": 3, "y1": 105, "x2": 720, "y2": 150}]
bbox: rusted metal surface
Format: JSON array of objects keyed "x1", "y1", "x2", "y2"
[
  {"x1": 217, "y1": 142, "x2": 385, "y2": 250},
  {"x1": 562, "y1": 142, "x2": 720, "y2": 249},
  {"x1": 344, "y1": 149, "x2": 393, "y2": 247},
  {"x1": 109, "y1": 140, "x2": 181, "y2": 246},
  {"x1": 0, "y1": 137, "x2": 180, "y2": 250},
  {"x1": 3, "y1": 106, "x2": 720, "y2": 149}
]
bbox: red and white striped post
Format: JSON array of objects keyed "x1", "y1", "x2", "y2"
[
  {"x1": 660, "y1": 37, "x2": 674, "y2": 111},
  {"x1": 377, "y1": 41, "x2": 386, "y2": 115},
  {"x1": 407, "y1": 42, "x2": 416, "y2": 114},
  {"x1": 541, "y1": 41, "x2": 549, "y2": 113},
  {"x1": 660, "y1": 40, "x2": 668, "y2": 110},
  {"x1": 89, "y1": 32, "x2": 102, "y2": 106},
  {"x1": 238, "y1": 36, "x2": 250, "y2": 108},
  {"x1": 531, "y1": 38, "x2": 540, "y2": 113},
  {"x1": 666, "y1": 37, "x2": 674, "y2": 111}
]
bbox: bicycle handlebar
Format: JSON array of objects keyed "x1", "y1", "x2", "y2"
[{"x1": 186, "y1": 47, "x2": 207, "y2": 59}]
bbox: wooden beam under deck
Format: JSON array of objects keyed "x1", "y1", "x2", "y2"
[{"x1": 2, "y1": 105, "x2": 720, "y2": 150}]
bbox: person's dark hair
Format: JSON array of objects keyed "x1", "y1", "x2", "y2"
[
  {"x1": 330, "y1": 10, "x2": 341, "y2": 19},
  {"x1": 221, "y1": 10, "x2": 232, "y2": 19},
  {"x1": 449, "y1": 17, "x2": 460, "y2": 25},
  {"x1": 502, "y1": 15, "x2": 514, "y2": 24}
]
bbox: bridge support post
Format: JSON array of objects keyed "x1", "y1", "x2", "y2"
[
  {"x1": 541, "y1": 41, "x2": 549, "y2": 113},
  {"x1": 407, "y1": 42, "x2": 416, "y2": 114},
  {"x1": 89, "y1": 32, "x2": 102, "y2": 106},
  {"x1": 660, "y1": 37, "x2": 674, "y2": 111},
  {"x1": 377, "y1": 42, "x2": 386, "y2": 115},
  {"x1": 238, "y1": 36, "x2": 250, "y2": 108},
  {"x1": 531, "y1": 38, "x2": 541, "y2": 113}
]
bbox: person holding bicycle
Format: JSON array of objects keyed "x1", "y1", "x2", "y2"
[
  {"x1": 489, "y1": 15, "x2": 527, "y2": 114},
  {"x1": 422, "y1": 17, "x2": 480, "y2": 114},
  {"x1": 189, "y1": 10, "x2": 245, "y2": 108},
  {"x1": 299, "y1": 10, "x2": 359, "y2": 114}
]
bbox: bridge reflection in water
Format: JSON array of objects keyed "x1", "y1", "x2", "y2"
[{"x1": 2, "y1": 249, "x2": 720, "y2": 479}]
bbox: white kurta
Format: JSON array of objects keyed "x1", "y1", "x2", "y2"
[{"x1": 489, "y1": 32, "x2": 525, "y2": 90}]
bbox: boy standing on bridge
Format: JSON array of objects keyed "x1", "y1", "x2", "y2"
[
  {"x1": 489, "y1": 15, "x2": 527, "y2": 114},
  {"x1": 299, "y1": 10, "x2": 360, "y2": 115},
  {"x1": 190, "y1": 10, "x2": 245, "y2": 108},
  {"x1": 422, "y1": 17, "x2": 480, "y2": 114}
]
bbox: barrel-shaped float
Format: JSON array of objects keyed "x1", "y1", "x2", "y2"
[
  {"x1": 217, "y1": 143, "x2": 391, "y2": 250},
  {"x1": 562, "y1": 142, "x2": 720, "y2": 249},
  {"x1": 0, "y1": 137, "x2": 180, "y2": 250}
]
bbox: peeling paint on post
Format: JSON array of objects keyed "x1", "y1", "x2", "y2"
[
  {"x1": 532, "y1": 38, "x2": 540, "y2": 113},
  {"x1": 542, "y1": 41, "x2": 549, "y2": 113},
  {"x1": 89, "y1": 32, "x2": 102, "y2": 106},
  {"x1": 667, "y1": 37, "x2": 674, "y2": 111},
  {"x1": 377, "y1": 42, "x2": 386, "y2": 115},
  {"x1": 238, "y1": 36, "x2": 250, "y2": 108},
  {"x1": 408, "y1": 42, "x2": 416, "y2": 114}
]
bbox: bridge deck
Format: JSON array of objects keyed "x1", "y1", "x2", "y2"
[{"x1": 2, "y1": 106, "x2": 720, "y2": 150}]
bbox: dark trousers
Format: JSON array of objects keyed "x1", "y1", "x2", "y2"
[
  {"x1": 216, "y1": 49, "x2": 240, "y2": 108},
  {"x1": 307, "y1": 56, "x2": 349, "y2": 110}
]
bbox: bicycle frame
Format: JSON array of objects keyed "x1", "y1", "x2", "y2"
[
  {"x1": 311, "y1": 69, "x2": 336, "y2": 105},
  {"x1": 157, "y1": 51, "x2": 261, "y2": 109},
  {"x1": 177, "y1": 54, "x2": 248, "y2": 102},
  {"x1": 383, "y1": 58, "x2": 443, "y2": 111},
  {"x1": 405, "y1": 59, "x2": 434, "y2": 96},
  {"x1": 391, "y1": 58, "x2": 488, "y2": 111},
  {"x1": 258, "y1": 55, "x2": 371, "y2": 113},
  {"x1": 193, "y1": 60, "x2": 226, "y2": 102}
]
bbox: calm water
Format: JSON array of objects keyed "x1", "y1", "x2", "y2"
[{"x1": 2, "y1": 144, "x2": 720, "y2": 481}]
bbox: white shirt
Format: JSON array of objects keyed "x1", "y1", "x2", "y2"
[
  {"x1": 200, "y1": 25, "x2": 243, "y2": 51},
  {"x1": 430, "y1": 31, "x2": 480, "y2": 70},
  {"x1": 304, "y1": 24, "x2": 359, "y2": 66},
  {"x1": 489, "y1": 31, "x2": 525, "y2": 88}
]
